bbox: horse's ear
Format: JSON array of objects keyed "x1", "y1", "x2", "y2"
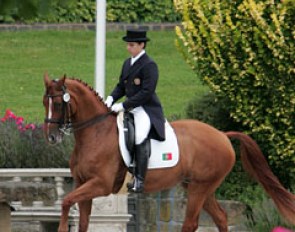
[
  {"x1": 44, "y1": 72, "x2": 50, "y2": 87},
  {"x1": 62, "y1": 74, "x2": 67, "y2": 83}
]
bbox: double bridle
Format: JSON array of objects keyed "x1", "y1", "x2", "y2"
[{"x1": 45, "y1": 84, "x2": 112, "y2": 135}]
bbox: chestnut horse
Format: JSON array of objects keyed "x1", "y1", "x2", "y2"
[{"x1": 43, "y1": 75, "x2": 295, "y2": 232}]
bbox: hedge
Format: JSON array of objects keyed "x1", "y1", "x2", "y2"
[
  {"x1": 175, "y1": 0, "x2": 295, "y2": 187},
  {"x1": 0, "y1": 0, "x2": 180, "y2": 23}
]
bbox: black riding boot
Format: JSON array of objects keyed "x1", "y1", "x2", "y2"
[{"x1": 128, "y1": 139, "x2": 150, "y2": 193}]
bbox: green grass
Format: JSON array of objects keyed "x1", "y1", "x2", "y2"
[{"x1": 0, "y1": 30, "x2": 208, "y2": 122}]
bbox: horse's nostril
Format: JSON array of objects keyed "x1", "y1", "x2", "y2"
[{"x1": 49, "y1": 134, "x2": 56, "y2": 143}]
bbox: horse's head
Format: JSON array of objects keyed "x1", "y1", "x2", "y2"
[{"x1": 43, "y1": 73, "x2": 72, "y2": 145}]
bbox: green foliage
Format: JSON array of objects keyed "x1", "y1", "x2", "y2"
[
  {"x1": 35, "y1": 0, "x2": 96, "y2": 23},
  {"x1": 186, "y1": 92, "x2": 244, "y2": 131},
  {"x1": 107, "y1": 0, "x2": 180, "y2": 23},
  {"x1": 0, "y1": 0, "x2": 180, "y2": 23},
  {"x1": 0, "y1": 0, "x2": 73, "y2": 22},
  {"x1": 0, "y1": 0, "x2": 43, "y2": 21},
  {"x1": 245, "y1": 195, "x2": 295, "y2": 231},
  {"x1": 175, "y1": 0, "x2": 295, "y2": 186}
]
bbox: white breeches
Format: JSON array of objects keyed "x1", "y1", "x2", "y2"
[{"x1": 131, "y1": 106, "x2": 151, "y2": 145}]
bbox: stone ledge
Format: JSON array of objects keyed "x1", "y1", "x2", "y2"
[
  {"x1": 138, "y1": 189, "x2": 249, "y2": 232},
  {"x1": 12, "y1": 211, "x2": 130, "y2": 223},
  {"x1": 0, "y1": 22, "x2": 180, "y2": 32}
]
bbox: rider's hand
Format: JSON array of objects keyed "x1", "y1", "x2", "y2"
[
  {"x1": 111, "y1": 103, "x2": 124, "y2": 113},
  {"x1": 104, "y1": 96, "x2": 113, "y2": 108}
]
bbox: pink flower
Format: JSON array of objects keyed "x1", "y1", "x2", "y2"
[
  {"x1": 1, "y1": 109, "x2": 18, "y2": 122},
  {"x1": 16, "y1": 117, "x2": 24, "y2": 125},
  {"x1": 272, "y1": 227, "x2": 294, "y2": 232},
  {"x1": 7, "y1": 109, "x2": 16, "y2": 119},
  {"x1": 25, "y1": 124, "x2": 36, "y2": 130},
  {"x1": 1, "y1": 109, "x2": 12, "y2": 122},
  {"x1": 2, "y1": 109, "x2": 37, "y2": 132}
]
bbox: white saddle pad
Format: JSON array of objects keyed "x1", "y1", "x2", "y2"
[{"x1": 117, "y1": 112, "x2": 179, "y2": 169}]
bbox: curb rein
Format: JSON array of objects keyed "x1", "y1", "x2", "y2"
[{"x1": 45, "y1": 84, "x2": 112, "y2": 135}]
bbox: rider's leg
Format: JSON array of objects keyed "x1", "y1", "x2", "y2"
[
  {"x1": 130, "y1": 139, "x2": 150, "y2": 192},
  {"x1": 127, "y1": 106, "x2": 151, "y2": 193}
]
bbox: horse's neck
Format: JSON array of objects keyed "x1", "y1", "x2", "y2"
[
  {"x1": 72, "y1": 97, "x2": 114, "y2": 139},
  {"x1": 68, "y1": 79, "x2": 108, "y2": 122},
  {"x1": 75, "y1": 99, "x2": 107, "y2": 122},
  {"x1": 66, "y1": 79, "x2": 118, "y2": 141},
  {"x1": 73, "y1": 113, "x2": 116, "y2": 141}
]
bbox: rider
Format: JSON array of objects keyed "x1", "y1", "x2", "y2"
[{"x1": 105, "y1": 29, "x2": 166, "y2": 193}]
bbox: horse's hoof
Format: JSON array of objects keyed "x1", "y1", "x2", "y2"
[{"x1": 58, "y1": 229, "x2": 68, "y2": 232}]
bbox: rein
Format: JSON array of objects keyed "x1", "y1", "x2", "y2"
[
  {"x1": 45, "y1": 83, "x2": 113, "y2": 135},
  {"x1": 68, "y1": 111, "x2": 113, "y2": 133}
]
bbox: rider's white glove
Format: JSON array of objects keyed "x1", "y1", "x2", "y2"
[
  {"x1": 111, "y1": 103, "x2": 124, "y2": 113},
  {"x1": 105, "y1": 96, "x2": 113, "y2": 108}
]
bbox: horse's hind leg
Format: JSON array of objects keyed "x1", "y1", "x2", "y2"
[
  {"x1": 182, "y1": 183, "x2": 209, "y2": 232},
  {"x1": 203, "y1": 194, "x2": 228, "y2": 232}
]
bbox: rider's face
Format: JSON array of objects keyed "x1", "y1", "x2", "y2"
[{"x1": 126, "y1": 42, "x2": 144, "y2": 57}]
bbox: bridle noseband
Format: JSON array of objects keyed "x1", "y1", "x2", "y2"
[{"x1": 45, "y1": 84, "x2": 112, "y2": 135}]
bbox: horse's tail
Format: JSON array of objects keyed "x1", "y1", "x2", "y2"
[{"x1": 225, "y1": 131, "x2": 295, "y2": 224}]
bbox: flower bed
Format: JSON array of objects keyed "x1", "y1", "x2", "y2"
[{"x1": 0, "y1": 110, "x2": 72, "y2": 168}]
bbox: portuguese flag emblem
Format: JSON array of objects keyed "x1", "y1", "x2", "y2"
[{"x1": 162, "y1": 152, "x2": 172, "y2": 161}]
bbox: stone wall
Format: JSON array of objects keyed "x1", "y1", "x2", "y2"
[
  {"x1": 136, "y1": 185, "x2": 248, "y2": 232},
  {"x1": 0, "y1": 169, "x2": 130, "y2": 232}
]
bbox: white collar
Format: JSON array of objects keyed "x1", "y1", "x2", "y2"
[{"x1": 131, "y1": 50, "x2": 145, "y2": 65}]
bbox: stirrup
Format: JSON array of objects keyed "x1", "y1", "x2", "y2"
[
  {"x1": 126, "y1": 179, "x2": 134, "y2": 190},
  {"x1": 128, "y1": 185, "x2": 144, "y2": 193}
]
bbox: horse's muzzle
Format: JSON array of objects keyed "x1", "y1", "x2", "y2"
[{"x1": 47, "y1": 132, "x2": 63, "y2": 145}]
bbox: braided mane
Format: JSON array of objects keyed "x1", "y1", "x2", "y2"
[{"x1": 67, "y1": 77, "x2": 105, "y2": 103}]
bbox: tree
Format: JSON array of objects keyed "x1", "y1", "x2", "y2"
[
  {"x1": 0, "y1": 0, "x2": 75, "y2": 22},
  {"x1": 174, "y1": 0, "x2": 295, "y2": 186}
]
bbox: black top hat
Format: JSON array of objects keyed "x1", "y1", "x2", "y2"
[{"x1": 122, "y1": 30, "x2": 150, "y2": 42}]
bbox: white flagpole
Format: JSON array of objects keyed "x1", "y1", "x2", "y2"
[{"x1": 95, "y1": 0, "x2": 106, "y2": 98}]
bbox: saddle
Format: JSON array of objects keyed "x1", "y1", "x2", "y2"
[{"x1": 117, "y1": 112, "x2": 179, "y2": 170}]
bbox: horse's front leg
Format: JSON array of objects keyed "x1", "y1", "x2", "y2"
[
  {"x1": 58, "y1": 199, "x2": 71, "y2": 232},
  {"x1": 58, "y1": 179, "x2": 111, "y2": 232},
  {"x1": 78, "y1": 200, "x2": 93, "y2": 232}
]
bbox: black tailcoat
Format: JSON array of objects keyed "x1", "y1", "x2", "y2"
[{"x1": 111, "y1": 53, "x2": 165, "y2": 141}]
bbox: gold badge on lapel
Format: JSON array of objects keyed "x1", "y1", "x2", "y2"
[{"x1": 134, "y1": 78, "x2": 141, "y2": 85}]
